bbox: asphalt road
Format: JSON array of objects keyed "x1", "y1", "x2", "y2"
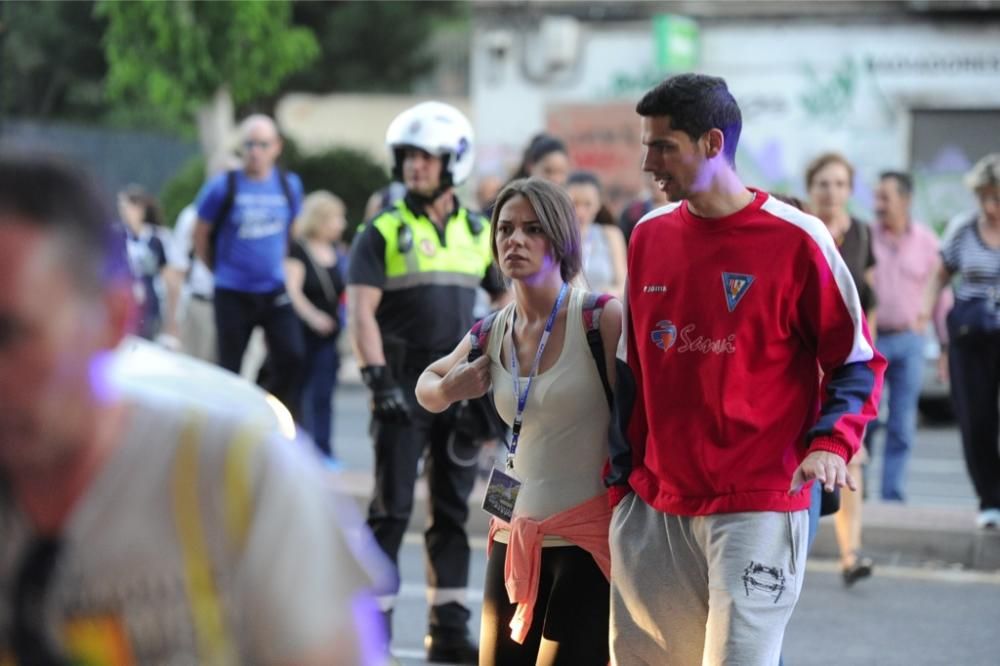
[
  {"x1": 385, "y1": 538, "x2": 1000, "y2": 665},
  {"x1": 328, "y1": 383, "x2": 997, "y2": 664}
]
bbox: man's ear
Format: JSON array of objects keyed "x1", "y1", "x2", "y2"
[{"x1": 703, "y1": 128, "x2": 726, "y2": 160}]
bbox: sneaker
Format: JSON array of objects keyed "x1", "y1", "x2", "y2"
[
  {"x1": 842, "y1": 555, "x2": 874, "y2": 587},
  {"x1": 976, "y1": 508, "x2": 1000, "y2": 529}
]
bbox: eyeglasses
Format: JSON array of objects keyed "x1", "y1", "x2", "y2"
[{"x1": 243, "y1": 140, "x2": 271, "y2": 151}]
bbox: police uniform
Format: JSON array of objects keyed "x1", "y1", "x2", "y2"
[{"x1": 348, "y1": 193, "x2": 505, "y2": 640}]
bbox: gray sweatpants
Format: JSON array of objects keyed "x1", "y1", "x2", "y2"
[{"x1": 609, "y1": 493, "x2": 808, "y2": 666}]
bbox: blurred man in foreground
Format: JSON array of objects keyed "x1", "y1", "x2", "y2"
[{"x1": 0, "y1": 155, "x2": 379, "y2": 664}]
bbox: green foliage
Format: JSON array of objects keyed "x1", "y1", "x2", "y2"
[
  {"x1": 160, "y1": 156, "x2": 207, "y2": 227},
  {"x1": 98, "y1": 0, "x2": 319, "y2": 125},
  {"x1": 285, "y1": 1, "x2": 465, "y2": 93},
  {"x1": 0, "y1": 0, "x2": 107, "y2": 120},
  {"x1": 158, "y1": 143, "x2": 388, "y2": 238},
  {"x1": 291, "y1": 145, "x2": 389, "y2": 237}
]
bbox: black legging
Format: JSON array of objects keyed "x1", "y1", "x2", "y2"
[
  {"x1": 949, "y1": 330, "x2": 1000, "y2": 510},
  {"x1": 480, "y1": 542, "x2": 610, "y2": 666}
]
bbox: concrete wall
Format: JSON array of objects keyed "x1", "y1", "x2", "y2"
[{"x1": 275, "y1": 93, "x2": 472, "y2": 167}]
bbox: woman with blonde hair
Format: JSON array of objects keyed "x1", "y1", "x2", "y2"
[
  {"x1": 416, "y1": 178, "x2": 621, "y2": 664},
  {"x1": 286, "y1": 190, "x2": 348, "y2": 460}
]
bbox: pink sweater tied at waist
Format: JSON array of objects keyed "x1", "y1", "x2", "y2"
[{"x1": 487, "y1": 492, "x2": 613, "y2": 644}]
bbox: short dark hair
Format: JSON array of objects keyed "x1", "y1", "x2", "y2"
[
  {"x1": 567, "y1": 170, "x2": 603, "y2": 193},
  {"x1": 525, "y1": 134, "x2": 568, "y2": 166},
  {"x1": 636, "y1": 73, "x2": 743, "y2": 164},
  {"x1": 0, "y1": 154, "x2": 128, "y2": 295},
  {"x1": 879, "y1": 170, "x2": 913, "y2": 197},
  {"x1": 121, "y1": 183, "x2": 165, "y2": 227},
  {"x1": 490, "y1": 177, "x2": 581, "y2": 283}
]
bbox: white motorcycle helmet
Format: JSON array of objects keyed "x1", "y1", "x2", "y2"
[{"x1": 385, "y1": 101, "x2": 475, "y2": 189}]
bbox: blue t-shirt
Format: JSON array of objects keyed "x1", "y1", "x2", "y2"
[{"x1": 196, "y1": 169, "x2": 303, "y2": 293}]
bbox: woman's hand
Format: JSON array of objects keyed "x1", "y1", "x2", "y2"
[{"x1": 440, "y1": 355, "x2": 491, "y2": 403}]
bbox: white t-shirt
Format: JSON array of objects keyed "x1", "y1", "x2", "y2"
[
  {"x1": 168, "y1": 204, "x2": 215, "y2": 298},
  {"x1": 0, "y1": 397, "x2": 374, "y2": 664}
]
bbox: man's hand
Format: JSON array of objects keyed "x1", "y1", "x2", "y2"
[
  {"x1": 361, "y1": 365, "x2": 411, "y2": 424},
  {"x1": 441, "y1": 356, "x2": 491, "y2": 404},
  {"x1": 789, "y1": 450, "x2": 857, "y2": 495}
]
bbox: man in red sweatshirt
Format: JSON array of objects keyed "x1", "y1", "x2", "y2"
[{"x1": 607, "y1": 74, "x2": 886, "y2": 665}]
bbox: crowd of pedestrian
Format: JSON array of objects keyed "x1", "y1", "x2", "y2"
[{"x1": 2, "y1": 65, "x2": 996, "y2": 665}]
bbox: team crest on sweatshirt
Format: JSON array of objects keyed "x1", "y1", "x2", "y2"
[
  {"x1": 722, "y1": 272, "x2": 755, "y2": 312},
  {"x1": 650, "y1": 320, "x2": 678, "y2": 351}
]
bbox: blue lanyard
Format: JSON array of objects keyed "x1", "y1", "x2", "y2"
[{"x1": 508, "y1": 283, "x2": 568, "y2": 467}]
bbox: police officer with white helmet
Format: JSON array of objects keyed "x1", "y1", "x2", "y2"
[{"x1": 347, "y1": 102, "x2": 505, "y2": 663}]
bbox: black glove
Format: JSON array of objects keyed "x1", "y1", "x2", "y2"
[{"x1": 361, "y1": 365, "x2": 411, "y2": 424}]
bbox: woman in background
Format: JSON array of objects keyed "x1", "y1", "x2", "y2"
[
  {"x1": 567, "y1": 171, "x2": 627, "y2": 298},
  {"x1": 118, "y1": 184, "x2": 170, "y2": 340},
  {"x1": 286, "y1": 191, "x2": 348, "y2": 462},
  {"x1": 512, "y1": 133, "x2": 571, "y2": 187},
  {"x1": 923, "y1": 153, "x2": 1000, "y2": 529},
  {"x1": 806, "y1": 152, "x2": 876, "y2": 586}
]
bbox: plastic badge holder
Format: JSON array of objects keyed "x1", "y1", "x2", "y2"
[{"x1": 482, "y1": 466, "x2": 520, "y2": 521}]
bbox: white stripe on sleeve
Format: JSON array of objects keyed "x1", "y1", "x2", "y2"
[{"x1": 761, "y1": 196, "x2": 875, "y2": 364}]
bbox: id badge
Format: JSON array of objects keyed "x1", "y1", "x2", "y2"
[{"x1": 482, "y1": 467, "x2": 521, "y2": 521}]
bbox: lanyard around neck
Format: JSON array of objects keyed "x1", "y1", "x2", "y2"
[{"x1": 508, "y1": 283, "x2": 568, "y2": 465}]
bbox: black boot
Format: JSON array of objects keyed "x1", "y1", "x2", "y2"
[{"x1": 425, "y1": 602, "x2": 477, "y2": 664}]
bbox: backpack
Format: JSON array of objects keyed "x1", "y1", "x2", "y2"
[{"x1": 207, "y1": 168, "x2": 296, "y2": 268}]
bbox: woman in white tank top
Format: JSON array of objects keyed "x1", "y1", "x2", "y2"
[
  {"x1": 567, "y1": 171, "x2": 628, "y2": 298},
  {"x1": 417, "y1": 178, "x2": 622, "y2": 665}
]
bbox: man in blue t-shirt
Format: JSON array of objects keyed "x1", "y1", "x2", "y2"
[{"x1": 193, "y1": 114, "x2": 306, "y2": 418}]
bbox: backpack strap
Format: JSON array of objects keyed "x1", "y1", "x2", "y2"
[
  {"x1": 208, "y1": 170, "x2": 239, "y2": 268},
  {"x1": 276, "y1": 167, "x2": 298, "y2": 253},
  {"x1": 467, "y1": 310, "x2": 500, "y2": 363},
  {"x1": 582, "y1": 292, "x2": 615, "y2": 409}
]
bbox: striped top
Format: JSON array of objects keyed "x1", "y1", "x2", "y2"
[{"x1": 942, "y1": 219, "x2": 1000, "y2": 308}]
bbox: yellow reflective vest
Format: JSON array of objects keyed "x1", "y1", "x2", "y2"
[{"x1": 368, "y1": 199, "x2": 493, "y2": 292}]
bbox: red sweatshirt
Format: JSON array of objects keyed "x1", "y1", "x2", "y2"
[{"x1": 613, "y1": 190, "x2": 885, "y2": 515}]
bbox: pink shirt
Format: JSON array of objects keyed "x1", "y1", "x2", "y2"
[{"x1": 871, "y1": 221, "x2": 940, "y2": 331}]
